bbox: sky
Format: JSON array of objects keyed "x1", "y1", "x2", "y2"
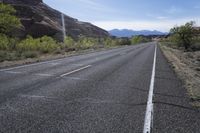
[{"x1": 43, "y1": 0, "x2": 200, "y2": 32}]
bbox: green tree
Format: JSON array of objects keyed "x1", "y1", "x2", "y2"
[
  {"x1": 0, "y1": 3, "x2": 21, "y2": 35},
  {"x1": 170, "y1": 21, "x2": 195, "y2": 50},
  {"x1": 131, "y1": 36, "x2": 150, "y2": 44}
]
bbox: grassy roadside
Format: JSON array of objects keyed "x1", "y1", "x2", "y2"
[
  {"x1": 159, "y1": 43, "x2": 200, "y2": 108},
  {"x1": 0, "y1": 45, "x2": 125, "y2": 69}
]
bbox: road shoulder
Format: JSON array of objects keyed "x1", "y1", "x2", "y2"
[
  {"x1": 153, "y1": 45, "x2": 200, "y2": 133},
  {"x1": 159, "y1": 44, "x2": 200, "y2": 108}
]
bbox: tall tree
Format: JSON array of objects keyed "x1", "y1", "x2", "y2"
[{"x1": 170, "y1": 21, "x2": 195, "y2": 50}]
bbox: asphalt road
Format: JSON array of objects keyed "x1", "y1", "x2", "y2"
[{"x1": 0, "y1": 42, "x2": 199, "y2": 133}]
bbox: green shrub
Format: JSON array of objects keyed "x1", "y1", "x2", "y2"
[
  {"x1": 0, "y1": 34, "x2": 18, "y2": 50},
  {"x1": 0, "y1": 50, "x2": 7, "y2": 62},
  {"x1": 6, "y1": 52, "x2": 20, "y2": 61},
  {"x1": 63, "y1": 36, "x2": 75, "y2": 50},
  {"x1": 17, "y1": 36, "x2": 58, "y2": 53},
  {"x1": 116, "y1": 38, "x2": 131, "y2": 45},
  {"x1": 131, "y1": 36, "x2": 150, "y2": 45},
  {"x1": 17, "y1": 36, "x2": 39, "y2": 51},
  {"x1": 7, "y1": 37, "x2": 18, "y2": 50},
  {"x1": 0, "y1": 3, "x2": 21, "y2": 35},
  {"x1": 39, "y1": 36, "x2": 58, "y2": 53},
  {"x1": 0, "y1": 34, "x2": 9, "y2": 50},
  {"x1": 0, "y1": 50, "x2": 21, "y2": 62},
  {"x1": 104, "y1": 37, "x2": 117, "y2": 47},
  {"x1": 22, "y1": 51, "x2": 38, "y2": 58},
  {"x1": 77, "y1": 36, "x2": 97, "y2": 49}
]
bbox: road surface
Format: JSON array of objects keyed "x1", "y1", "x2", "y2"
[{"x1": 0, "y1": 42, "x2": 199, "y2": 133}]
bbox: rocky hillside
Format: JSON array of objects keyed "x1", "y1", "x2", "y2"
[{"x1": 1, "y1": 0, "x2": 109, "y2": 41}]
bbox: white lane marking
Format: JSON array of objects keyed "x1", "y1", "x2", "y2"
[
  {"x1": 71, "y1": 63, "x2": 84, "y2": 66},
  {"x1": 5, "y1": 71, "x2": 22, "y2": 74},
  {"x1": 20, "y1": 94, "x2": 56, "y2": 99},
  {"x1": 143, "y1": 44, "x2": 157, "y2": 133},
  {"x1": 34, "y1": 73, "x2": 54, "y2": 77},
  {"x1": 60, "y1": 65, "x2": 91, "y2": 77},
  {"x1": 63, "y1": 76, "x2": 89, "y2": 81}
]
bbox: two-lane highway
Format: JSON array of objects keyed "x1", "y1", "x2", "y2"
[{"x1": 0, "y1": 42, "x2": 199, "y2": 133}]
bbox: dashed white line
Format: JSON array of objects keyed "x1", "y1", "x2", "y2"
[
  {"x1": 143, "y1": 44, "x2": 157, "y2": 133},
  {"x1": 60, "y1": 65, "x2": 92, "y2": 77},
  {"x1": 20, "y1": 94, "x2": 56, "y2": 100},
  {"x1": 34, "y1": 73, "x2": 54, "y2": 77},
  {"x1": 63, "y1": 76, "x2": 89, "y2": 81},
  {"x1": 71, "y1": 63, "x2": 84, "y2": 66},
  {"x1": 5, "y1": 71, "x2": 22, "y2": 74}
]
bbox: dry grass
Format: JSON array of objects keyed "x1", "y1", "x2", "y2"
[{"x1": 159, "y1": 44, "x2": 200, "y2": 108}]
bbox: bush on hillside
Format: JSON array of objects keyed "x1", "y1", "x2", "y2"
[
  {"x1": 104, "y1": 37, "x2": 117, "y2": 47},
  {"x1": 77, "y1": 36, "x2": 97, "y2": 49},
  {"x1": 0, "y1": 3, "x2": 21, "y2": 35},
  {"x1": 17, "y1": 36, "x2": 58, "y2": 53},
  {"x1": 63, "y1": 36, "x2": 75, "y2": 50},
  {"x1": 0, "y1": 34, "x2": 9, "y2": 50},
  {"x1": 39, "y1": 36, "x2": 58, "y2": 53}
]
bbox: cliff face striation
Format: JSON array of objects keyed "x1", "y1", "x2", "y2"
[{"x1": 1, "y1": 0, "x2": 109, "y2": 41}]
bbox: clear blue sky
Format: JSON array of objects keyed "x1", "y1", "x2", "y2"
[{"x1": 43, "y1": 0, "x2": 200, "y2": 32}]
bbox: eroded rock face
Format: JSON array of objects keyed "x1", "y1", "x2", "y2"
[
  {"x1": 1, "y1": 0, "x2": 42, "y2": 5},
  {"x1": 1, "y1": 0, "x2": 109, "y2": 41}
]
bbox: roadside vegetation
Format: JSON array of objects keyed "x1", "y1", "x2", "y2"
[
  {"x1": 160, "y1": 21, "x2": 200, "y2": 51},
  {"x1": 159, "y1": 21, "x2": 200, "y2": 107},
  {"x1": 130, "y1": 35, "x2": 151, "y2": 45},
  {"x1": 0, "y1": 3, "x2": 152, "y2": 63}
]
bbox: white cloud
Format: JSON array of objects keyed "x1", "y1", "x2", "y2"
[{"x1": 92, "y1": 18, "x2": 200, "y2": 32}]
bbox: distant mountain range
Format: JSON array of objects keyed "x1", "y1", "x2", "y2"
[{"x1": 109, "y1": 29, "x2": 168, "y2": 37}]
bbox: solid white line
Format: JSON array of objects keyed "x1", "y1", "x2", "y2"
[
  {"x1": 143, "y1": 44, "x2": 157, "y2": 133},
  {"x1": 60, "y1": 65, "x2": 91, "y2": 77}
]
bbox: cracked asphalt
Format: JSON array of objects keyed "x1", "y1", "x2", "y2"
[{"x1": 0, "y1": 42, "x2": 199, "y2": 133}]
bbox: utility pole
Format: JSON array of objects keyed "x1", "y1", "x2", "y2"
[{"x1": 61, "y1": 13, "x2": 66, "y2": 42}]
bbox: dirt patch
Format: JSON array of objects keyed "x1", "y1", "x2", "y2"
[{"x1": 159, "y1": 44, "x2": 200, "y2": 108}]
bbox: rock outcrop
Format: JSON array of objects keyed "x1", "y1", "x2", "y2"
[{"x1": 1, "y1": 0, "x2": 109, "y2": 41}]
